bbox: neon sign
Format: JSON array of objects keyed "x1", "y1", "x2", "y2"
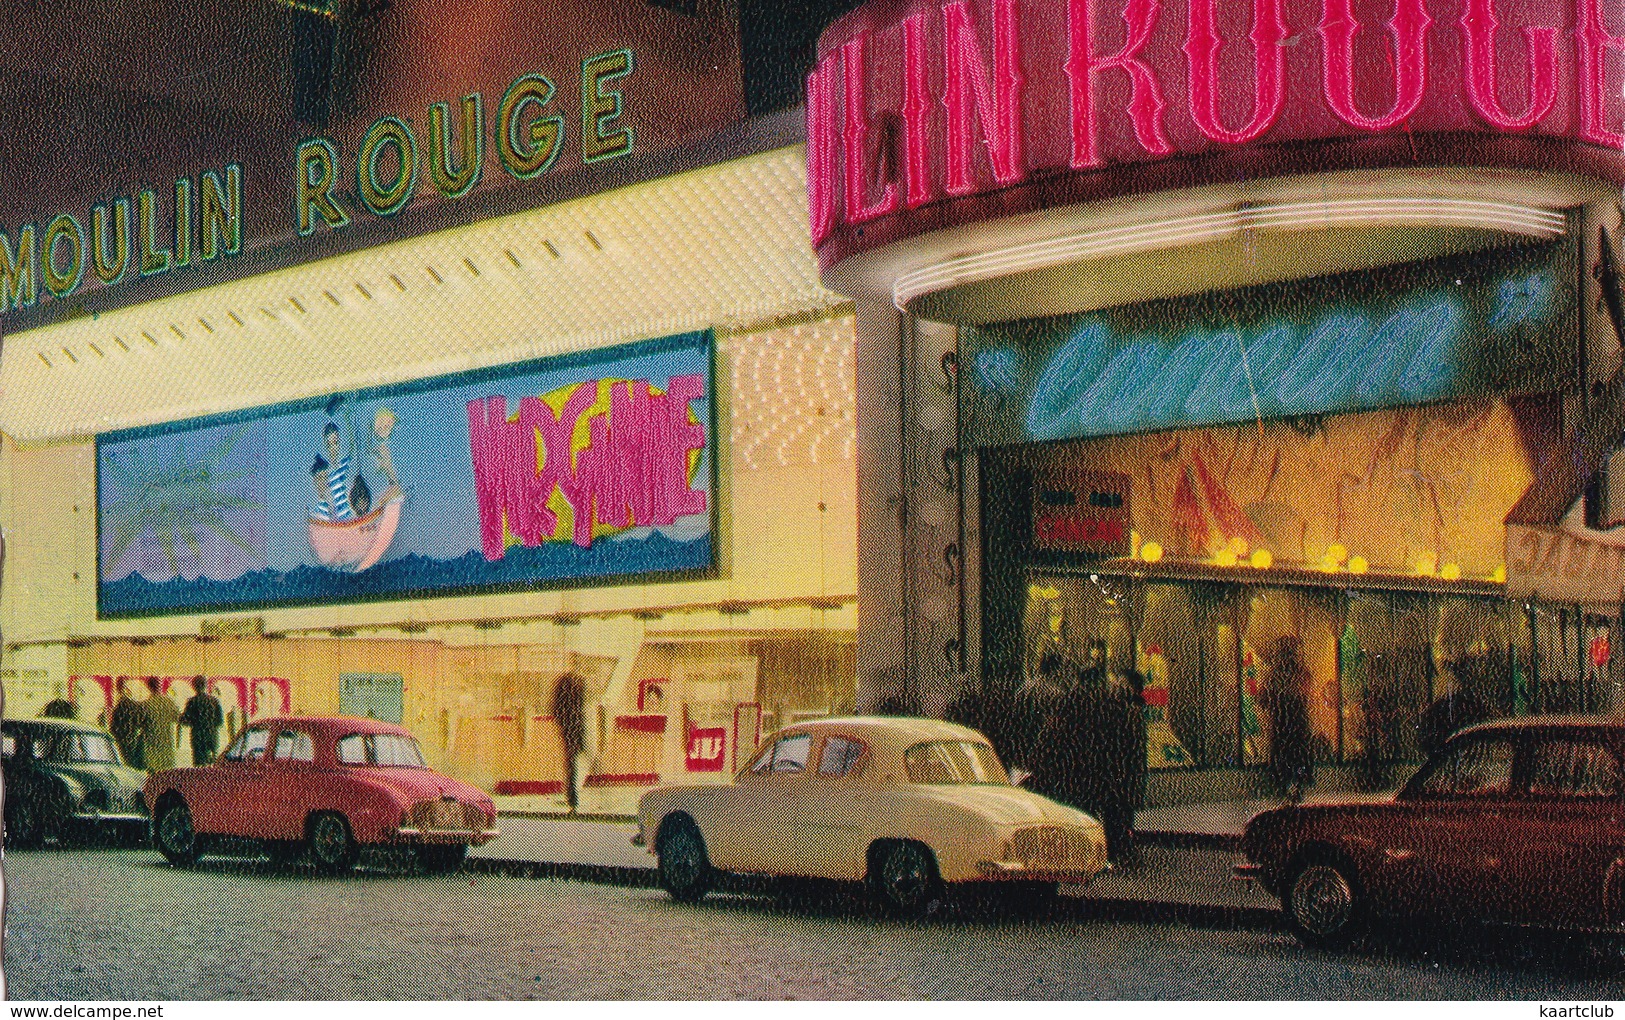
[
  {"x1": 809, "y1": 0, "x2": 1624, "y2": 265},
  {"x1": 963, "y1": 240, "x2": 1576, "y2": 446}
]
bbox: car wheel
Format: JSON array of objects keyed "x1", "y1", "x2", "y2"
[
  {"x1": 870, "y1": 841, "x2": 943, "y2": 918},
  {"x1": 418, "y1": 845, "x2": 468, "y2": 874},
  {"x1": 154, "y1": 798, "x2": 201, "y2": 867},
  {"x1": 5, "y1": 795, "x2": 45, "y2": 850},
  {"x1": 307, "y1": 812, "x2": 358, "y2": 874},
  {"x1": 656, "y1": 815, "x2": 713, "y2": 904},
  {"x1": 1284, "y1": 855, "x2": 1364, "y2": 949}
]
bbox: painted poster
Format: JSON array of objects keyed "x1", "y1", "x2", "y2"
[{"x1": 96, "y1": 330, "x2": 715, "y2": 617}]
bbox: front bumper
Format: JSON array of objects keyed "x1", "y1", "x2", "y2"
[
  {"x1": 391, "y1": 826, "x2": 501, "y2": 847},
  {"x1": 975, "y1": 859, "x2": 1104, "y2": 884},
  {"x1": 71, "y1": 809, "x2": 148, "y2": 826},
  {"x1": 1231, "y1": 863, "x2": 1264, "y2": 882}
]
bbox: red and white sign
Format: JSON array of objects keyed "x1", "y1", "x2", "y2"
[
  {"x1": 809, "y1": 0, "x2": 1625, "y2": 270},
  {"x1": 1033, "y1": 470, "x2": 1132, "y2": 554},
  {"x1": 686, "y1": 726, "x2": 728, "y2": 772}
]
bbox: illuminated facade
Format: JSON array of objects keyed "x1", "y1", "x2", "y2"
[
  {"x1": 0, "y1": 0, "x2": 859, "y2": 813},
  {"x1": 810, "y1": 0, "x2": 1625, "y2": 801}
]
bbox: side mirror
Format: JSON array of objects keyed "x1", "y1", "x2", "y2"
[{"x1": 1009, "y1": 767, "x2": 1032, "y2": 788}]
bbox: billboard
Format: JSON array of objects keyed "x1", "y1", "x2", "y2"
[{"x1": 97, "y1": 330, "x2": 715, "y2": 618}]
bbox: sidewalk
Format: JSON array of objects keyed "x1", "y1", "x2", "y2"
[{"x1": 470, "y1": 809, "x2": 1283, "y2": 923}]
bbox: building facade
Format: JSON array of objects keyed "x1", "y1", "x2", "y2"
[
  {"x1": 0, "y1": 0, "x2": 862, "y2": 814},
  {"x1": 810, "y1": 0, "x2": 1625, "y2": 802}
]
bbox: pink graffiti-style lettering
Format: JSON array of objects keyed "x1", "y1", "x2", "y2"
[
  {"x1": 901, "y1": 9, "x2": 935, "y2": 210},
  {"x1": 468, "y1": 375, "x2": 708, "y2": 559},
  {"x1": 806, "y1": 53, "x2": 840, "y2": 247},
  {"x1": 1577, "y1": 0, "x2": 1625, "y2": 148}
]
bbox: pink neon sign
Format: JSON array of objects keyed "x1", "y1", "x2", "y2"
[{"x1": 809, "y1": 0, "x2": 1625, "y2": 264}]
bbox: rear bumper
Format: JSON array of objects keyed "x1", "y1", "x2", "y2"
[
  {"x1": 72, "y1": 810, "x2": 148, "y2": 826},
  {"x1": 390, "y1": 827, "x2": 501, "y2": 847},
  {"x1": 1231, "y1": 863, "x2": 1264, "y2": 882}
]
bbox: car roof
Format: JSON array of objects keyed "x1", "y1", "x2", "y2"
[
  {"x1": 773, "y1": 715, "x2": 989, "y2": 749},
  {"x1": 3, "y1": 718, "x2": 112, "y2": 735},
  {"x1": 1454, "y1": 715, "x2": 1623, "y2": 739},
  {"x1": 248, "y1": 715, "x2": 411, "y2": 738}
]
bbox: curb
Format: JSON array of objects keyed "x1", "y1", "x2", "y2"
[
  {"x1": 1137, "y1": 830, "x2": 1243, "y2": 852},
  {"x1": 464, "y1": 855, "x2": 1283, "y2": 932}
]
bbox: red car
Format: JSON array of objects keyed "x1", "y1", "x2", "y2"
[
  {"x1": 144, "y1": 716, "x2": 498, "y2": 873},
  {"x1": 1236, "y1": 716, "x2": 1625, "y2": 948}
]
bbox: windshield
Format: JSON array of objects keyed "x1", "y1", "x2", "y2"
[
  {"x1": 337, "y1": 732, "x2": 427, "y2": 768},
  {"x1": 904, "y1": 740, "x2": 1010, "y2": 785}
]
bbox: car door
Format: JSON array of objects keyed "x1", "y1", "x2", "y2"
[
  {"x1": 782, "y1": 734, "x2": 872, "y2": 880},
  {"x1": 1382, "y1": 733, "x2": 1520, "y2": 922},
  {"x1": 1498, "y1": 733, "x2": 1625, "y2": 928},
  {"x1": 185, "y1": 725, "x2": 272, "y2": 835},
  {"x1": 262, "y1": 728, "x2": 320, "y2": 840},
  {"x1": 706, "y1": 731, "x2": 814, "y2": 875}
]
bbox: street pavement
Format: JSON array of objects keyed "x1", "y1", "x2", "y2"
[{"x1": 4, "y1": 847, "x2": 1622, "y2": 1000}]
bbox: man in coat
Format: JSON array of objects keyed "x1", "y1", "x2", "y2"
[
  {"x1": 141, "y1": 676, "x2": 181, "y2": 773},
  {"x1": 552, "y1": 672, "x2": 586, "y2": 813},
  {"x1": 180, "y1": 676, "x2": 224, "y2": 766},
  {"x1": 109, "y1": 677, "x2": 148, "y2": 771}
]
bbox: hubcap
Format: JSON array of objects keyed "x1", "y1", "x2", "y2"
[
  {"x1": 313, "y1": 817, "x2": 347, "y2": 861},
  {"x1": 884, "y1": 847, "x2": 929, "y2": 905},
  {"x1": 1292, "y1": 864, "x2": 1354, "y2": 937},
  {"x1": 160, "y1": 806, "x2": 192, "y2": 853},
  {"x1": 665, "y1": 831, "x2": 702, "y2": 887}
]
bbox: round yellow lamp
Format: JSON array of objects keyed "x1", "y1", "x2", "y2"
[
  {"x1": 1440, "y1": 562, "x2": 1461, "y2": 581},
  {"x1": 1250, "y1": 548, "x2": 1274, "y2": 569},
  {"x1": 1415, "y1": 551, "x2": 1438, "y2": 576},
  {"x1": 1492, "y1": 563, "x2": 1507, "y2": 584},
  {"x1": 1229, "y1": 535, "x2": 1250, "y2": 557},
  {"x1": 1141, "y1": 541, "x2": 1164, "y2": 564},
  {"x1": 1326, "y1": 543, "x2": 1348, "y2": 564},
  {"x1": 1348, "y1": 556, "x2": 1369, "y2": 574},
  {"x1": 1215, "y1": 549, "x2": 1240, "y2": 567}
]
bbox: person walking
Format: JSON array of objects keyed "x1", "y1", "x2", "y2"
[
  {"x1": 1262, "y1": 637, "x2": 1315, "y2": 801},
  {"x1": 141, "y1": 677, "x2": 181, "y2": 773},
  {"x1": 1096, "y1": 668, "x2": 1149, "y2": 866},
  {"x1": 552, "y1": 672, "x2": 586, "y2": 814},
  {"x1": 41, "y1": 687, "x2": 77, "y2": 720},
  {"x1": 180, "y1": 676, "x2": 224, "y2": 766},
  {"x1": 109, "y1": 677, "x2": 148, "y2": 771}
]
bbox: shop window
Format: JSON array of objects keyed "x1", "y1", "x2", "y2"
[
  {"x1": 1529, "y1": 607, "x2": 1614, "y2": 715},
  {"x1": 1239, "y1": 587, "x2": 1340, "y2": 769},
  {"x1": 1137, "y1": 583, "x2": 1204, "y2": 769},
  {"x1": 1344, "y1": 593, "x2": 1435, "y2": 767},
  {"x1": 1528, "y1": 740, "x2": 1621, "y2": 798}
]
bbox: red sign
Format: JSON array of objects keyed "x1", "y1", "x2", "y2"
[
  {"x1": 1033, "y1": 470, "x2": 1131, "y2": 553},
  {"x1": 686, "y1": 726, "x2": 728, "y2": 772},
  {"x1": 809, "y1": 0, "x2": 1625, "y2": 271}
]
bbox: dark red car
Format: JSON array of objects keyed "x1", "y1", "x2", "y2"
[
  {"x1": 144, "y1": 716, "x2": 498, "y2": 873},
  {"x1": 1236, "y1": 716, "x2": 1625, "y2": 948}
]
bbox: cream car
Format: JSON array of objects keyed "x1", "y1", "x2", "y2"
[{"x1": 634, "y1": 716, "x2": 1109, "y2": 914}]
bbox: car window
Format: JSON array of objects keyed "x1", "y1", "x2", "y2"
[
  {"x1": 371, "y1": 733, "x2": 427, "y2": 767},
  {"x1": 272, "y1": 730, "x2": 315, "y2": 763},
  {"x1": 1528, "y1": 739, "x2": 1622, "y2": 798},
  {"x1": 75, "y1": 733, "x2": 120, "y2": 764},
  {"x1": 1413, "y1": 737, "x2": 1515, "y2": 797},
  {"x1": 336, "y1": 734, "x2": 368, "y2": 765},
  {"x1": 904, "y1": 741, "x2": 1010, "y2": 785},
  {"x1": 817, "y1": 736, "x2": 866, "y2": 777},
  {"x1": 749, "y1": 733, "x2": 813, "y2": 775},
  {"x1": 223, "y1": 727, "x2": 271, "y2": 762}
]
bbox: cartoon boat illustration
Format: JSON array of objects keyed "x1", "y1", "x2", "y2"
[{"x1": 308, "y1": 492, "x2": 404, "y2": 572}]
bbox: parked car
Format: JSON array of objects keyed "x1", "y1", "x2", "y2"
[
  {"x1": 2, "y1": 718, "x2": 149, "y2": 848},
  {"x1": 144, "y1": 715, "x2": 498, "y2": 873},
  {"x1": 1236, "y1": 715, "x2": 1625, "y2": 948},
  {"x1": 635, "y1": 716, "x2": 1109, "y2": 914}
]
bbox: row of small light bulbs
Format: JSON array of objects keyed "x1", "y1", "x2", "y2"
[
  {"x1": 1131, "y1": 535, "x2": 1507, "y2": 582},
  {"x1": 729, "y1": 321, "x2": 855, "y2": 469}
]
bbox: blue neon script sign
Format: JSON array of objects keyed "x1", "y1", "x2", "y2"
[{"x1": 964, "y1": 241, "x2": 1576, "y2": 446}]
